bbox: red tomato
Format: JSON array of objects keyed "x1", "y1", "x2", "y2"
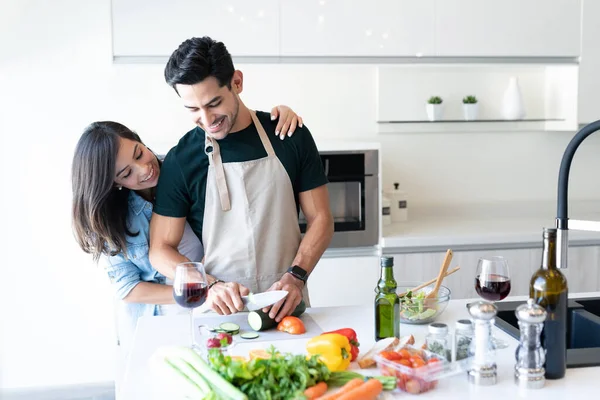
[
  {"x1": 396, "y1": 375, "x2": 406, "y2": 391},
  {"x1": 405, "y1": 379, "x2": 422, "y2": 394},
  {"x1": 412, "y1": 358, "x2": 426, "y2": 368},
  {"x1": 398, "y1": 349, "x2": 412, "y2": 360},
  {"x1": 396, "y1": 359, "x2": 412, "y2": 368},
  {"x1": 380, "y1": 351, "x2": 401, "y2": 361}
]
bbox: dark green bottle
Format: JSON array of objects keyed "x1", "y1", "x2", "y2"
[
  {"x1": 375, "y1": 256, "x2": 400, "y2": 340},
  {"x1": 530, "y1": 228, "x2": 568, "y2": 380}
]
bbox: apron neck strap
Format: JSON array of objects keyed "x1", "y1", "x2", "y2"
[
  {"x1": 205, "y1": 136, "x2": 231, "y2": 211},
  {"x1": 249, "y1": 110, "x2": 275, "y2": 157}
]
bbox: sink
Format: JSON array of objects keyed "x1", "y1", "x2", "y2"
[{"x1": 493, "y1": 296, "x2": 600, "y2": 368}]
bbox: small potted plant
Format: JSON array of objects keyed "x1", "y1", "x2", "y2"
[
  {"x1": 462, "y1": 95, "x2": 478, "y2": 121},
  {"x1": 426, "y1": 96, "x2": 443, "y2": 121}
]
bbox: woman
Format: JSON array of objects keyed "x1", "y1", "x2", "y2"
[{"x1": 71, "y1": 106, "x2": 303, "y2": 350}]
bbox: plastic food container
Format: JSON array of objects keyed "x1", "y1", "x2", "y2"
[{"x1": 374, "y1": 345, "x2": 467, "y2": 395}]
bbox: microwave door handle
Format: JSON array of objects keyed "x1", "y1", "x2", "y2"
[
  {"x1": 324, "y1": 158, "x2": 330, "y2": 176},
  {"x1": 358, "y1": 181, "x2": 362, "y2": 223}
]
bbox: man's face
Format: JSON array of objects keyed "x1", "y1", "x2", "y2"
[{"x1": 176, "y1": 73, "x2": 242, "y2": 140}]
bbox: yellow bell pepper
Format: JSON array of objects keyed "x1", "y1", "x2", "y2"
[{"x1": 306, "y1": 333, "x2": 351, "y2": 372}]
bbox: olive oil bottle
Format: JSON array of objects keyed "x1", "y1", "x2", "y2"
[
  {"x1": 375, "y1": 256, "x2": 400, "y2": 340},
  {"x1": 530, "y1": 228, "x2": 568, "y2": 379}
]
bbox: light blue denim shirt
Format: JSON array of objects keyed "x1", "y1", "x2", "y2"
[{"x1": 101, "y1": 191, "x2": 203, "y2": 350}]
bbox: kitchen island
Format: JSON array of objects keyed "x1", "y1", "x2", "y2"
[{"x1": 120, "y1": 293, "x2": 600, "y2": 399}]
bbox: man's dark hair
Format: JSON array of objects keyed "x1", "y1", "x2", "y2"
[{"x1": 164, "y1": 36, "x2": 235, "y2": 94}]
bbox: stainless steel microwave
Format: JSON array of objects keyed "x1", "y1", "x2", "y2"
[{"x1": 299, "y1": 149, "x2": 379, "y2": 248}]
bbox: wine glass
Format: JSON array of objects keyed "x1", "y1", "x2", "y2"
[
  {"x1": 474, "y1": 256, "x2": 511, "y2": 349},
  {"x1": 173, "y1": 262, "x2": 208, "y2": 352}
]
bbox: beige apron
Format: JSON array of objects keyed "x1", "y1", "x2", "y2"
[{"x1": 201, "y1": 110, "x2": 310, "y2": 305}]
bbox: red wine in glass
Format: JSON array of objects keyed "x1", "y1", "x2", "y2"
[
  {"x1": 174, "y1": 282, "x2": 208, "y2": 308},
  {"x1": 475, "y1": 274, "x2": 511, "y2": 301},
  {"x1": 173, "y1": 262, "x2": 208, "y2": 352}
]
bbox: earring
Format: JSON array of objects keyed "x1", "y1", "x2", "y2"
[{"x1": 118, "y1": 186, "x2": 122, "y2": 191}]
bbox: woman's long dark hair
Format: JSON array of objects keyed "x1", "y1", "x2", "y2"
[{"x1": 72, "y1": 121, "x2": 145, "y2": 261}]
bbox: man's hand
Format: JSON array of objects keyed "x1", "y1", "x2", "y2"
[
  {"x1": 206, "y1": 282, "x2": 250, "y2": 315},
  {"x1": 263, "y1": 273, "x2": 304, "y2": 322}
]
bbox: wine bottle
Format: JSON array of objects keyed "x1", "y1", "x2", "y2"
[
  {"x1": 530, "y1": 228, "x2": 568, "y2": 379},
  {"x1": 375, "y1": 256, "x2": 400, "y2": 340}
]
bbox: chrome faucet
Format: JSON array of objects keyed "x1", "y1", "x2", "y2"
[{"x1": 556, "y1": 120, "x2": 600, "y2": 269}]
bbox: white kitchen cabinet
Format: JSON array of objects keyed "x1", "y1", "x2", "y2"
[
  {"x1": 578, "y1": 0, "x2": 600, "y2": 125},
  {"x1": 111, "y1": 0, "x2": 279, "y2": 57},
  {"x1": 434, "y1": 0, "x2": 581, "y2": 57},
  {"x1": 279, "y1": 0, "x2": 435, "y2": 57},
  {"x1": 307, "y1": 256, "x2": 380, "y2": 307}
]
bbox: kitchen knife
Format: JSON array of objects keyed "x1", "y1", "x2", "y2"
[{"x1": 242, "y1": 290, "x2": 288, "y2": 311}]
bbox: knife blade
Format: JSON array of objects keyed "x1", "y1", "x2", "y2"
[{"x1": 242, "y1": 290, "x2": 288, "y2": 311}]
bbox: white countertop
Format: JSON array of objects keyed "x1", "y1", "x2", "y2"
[
  {"x1": 382, "y1": 200, "x2": 600, "y2": 252},
  {"x1": 120, "y1": 292, "x2": 600, "y2": 399}
]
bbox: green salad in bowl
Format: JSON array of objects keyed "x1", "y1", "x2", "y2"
[{"x1": 397, "y1": 283, "x2": 451, "y2": 324}]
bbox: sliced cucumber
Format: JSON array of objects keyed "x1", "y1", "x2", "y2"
[
  {"x1": 219, "y1": 323, "x2": 241, "y2": 333},
  {"x1": 240, "y1": 332, "x2": 259, "y2": 340},
  {"x1": 247, "y1": 300, "x2": 307, "y2": 332}
]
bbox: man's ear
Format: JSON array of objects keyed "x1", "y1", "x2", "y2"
[{"x1": 231, "y1": 70, "x2": 244, "y2": 94}]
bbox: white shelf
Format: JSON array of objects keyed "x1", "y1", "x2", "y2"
[{"x1": 377, "y1": 119, "x2": 573, "y2": 133}]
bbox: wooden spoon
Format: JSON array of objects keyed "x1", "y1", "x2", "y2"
[
  {"x1": 397, "y1": 266, "x2": 460, "y2": 297},
  {"x1": 426, "y1": 249, "x2": 453, "y2": 300}
]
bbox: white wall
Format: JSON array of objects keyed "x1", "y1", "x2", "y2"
[{"x1": 2, "y1": 0, "x2": 600, "y2": 391}]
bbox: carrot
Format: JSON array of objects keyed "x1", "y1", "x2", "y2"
[
  {"x1": 316, "y1": 378, "x2": 364, "y2": 400},
  {"x1": 336, "y1": 378, "x2": 383, "y2": 400},
  {"x1": 304, "y1": 381, "x2": 328, "y2": 399}
]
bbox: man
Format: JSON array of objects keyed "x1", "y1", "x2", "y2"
[{"x1": 149, "y1": 37, "x2": 334, "y2": 322}]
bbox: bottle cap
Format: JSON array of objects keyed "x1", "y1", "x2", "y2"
[
  {"x1": 543, "y1": 227, "x2": 557, "y2": 239},
  {"x1": 455, "y1": 319, "x2": 473, "y2": 332},
  {"x1": 515, "y1": 298, "x2": 547, "y2": 324},
  {"x1": 380, "y1": 256, "x2": 394, "y2": 268},
  {"x1": 428, "y1": 322, "x2": 448, "y2": 335}
]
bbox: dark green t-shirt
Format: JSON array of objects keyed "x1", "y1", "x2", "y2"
[{"x1": 154, "y1": 111, "x2": 328, "y2": 243}]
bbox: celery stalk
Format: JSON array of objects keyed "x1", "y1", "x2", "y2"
[
  {"x1": 148, "y1": 351, "x2": 206, "y2": 398},
  {"x1": 165, "y1": 357, "x2": 211, "y2": 395},
  {"x1": 164, "y1": 346, "x2": 248, "y2": 400}
]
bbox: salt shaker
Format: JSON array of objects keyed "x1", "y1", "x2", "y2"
[
  {"x1": 514, "y1": 298, "x2": 547, "y2": 389},
  {"x1": 467, "y1": 301, "x2": 497, "y2": 385}
]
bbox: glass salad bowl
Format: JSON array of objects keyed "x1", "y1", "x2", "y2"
[{"x1": 397, "y1": 283, "x2": 451, "y2": 325}]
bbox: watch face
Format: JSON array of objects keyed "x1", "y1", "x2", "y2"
[{"x1": 291, "y1": 265, "x2": 307, "y2": 278}]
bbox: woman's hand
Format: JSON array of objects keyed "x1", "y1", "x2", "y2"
[{"x1": 271, "y1": 105, "x2": 304, "y2": 140}]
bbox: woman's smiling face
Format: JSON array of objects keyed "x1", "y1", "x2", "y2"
[{"x1": 113, "y1": 138, "x2": 160, "y2": 191}]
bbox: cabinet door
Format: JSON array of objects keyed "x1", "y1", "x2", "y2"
[
  {"x1": 434, "y1": 0, "x2": 581, "y2": 57},
  {"x1": 280, "y1": 0, "x2": 435, "y2": 56},
  {"x1": 555, "y1": 245, "x2": 600, "y2": 293},
  {"x1": 112, "y1": 0, "x2": 279, "y2": 57},
  {"x1": 307, "y1": 256, "x2": 380, "y2": 307},
  {"x1": 578, "y1": 0, "x2": 600, "y2": 124}
]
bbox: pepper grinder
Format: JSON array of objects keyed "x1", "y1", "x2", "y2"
[
  {"x1": 514, "y1": 298, "x2": 547, "y2": 389},
  {"x1": 467, "y1": 301, "x2": 497, "y2": 385}
]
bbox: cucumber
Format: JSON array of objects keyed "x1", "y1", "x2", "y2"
[
  {"x1": 240, "y1": 332, "x2": 259, "y2": 340},
  {"x1": 247, "y1": 300, "x2": 306, "y2": 332},
  {"x1": 219, "y1": 323, "x2": 240, "y2": 333}
]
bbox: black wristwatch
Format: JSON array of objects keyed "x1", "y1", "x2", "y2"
[{"x1": 286, "y1": 265, "x2": 308, "y2": 283}]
